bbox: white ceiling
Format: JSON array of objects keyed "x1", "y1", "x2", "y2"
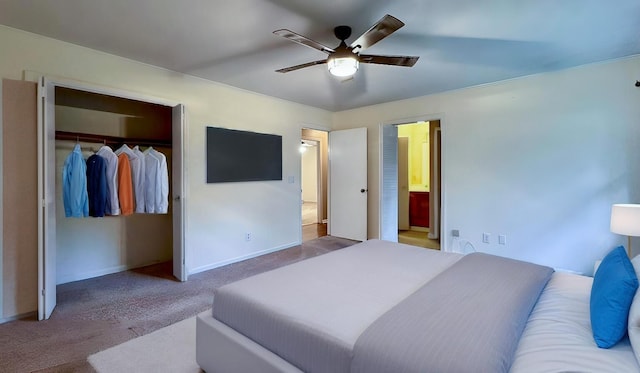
[{"x1": 1, "y1": 0, "x2": 639, "y2": 111}]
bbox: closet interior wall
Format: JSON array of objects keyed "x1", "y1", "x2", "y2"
[{"x1": 55, "y1": 87, "x2": 173, "y2": 284}]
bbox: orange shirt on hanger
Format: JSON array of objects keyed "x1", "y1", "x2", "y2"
[{"x1": 117, "y1": 153, "x2": 134, "y2": 216}]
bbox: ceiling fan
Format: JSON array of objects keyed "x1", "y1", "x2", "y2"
[{"x1": 274, "y1": 14, "x2": 419, "y2": 78}]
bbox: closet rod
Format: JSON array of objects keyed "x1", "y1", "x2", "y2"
[{"x1": 55, "y1": 130, "x2": 172, "y2": 148}]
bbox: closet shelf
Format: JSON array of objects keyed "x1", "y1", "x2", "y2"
[{"x1": 55, "y1": 130, "x2": 172, "y2": 148}]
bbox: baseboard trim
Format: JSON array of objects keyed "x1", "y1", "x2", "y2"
[
  {"x1": 57, "y1": 259, "x2": 170, "y2": 285},
  {"x1": 189, "y1": 241, "x2": 299, "y2": 276},
  {"x1": 410, "y1": 226, "x2": 429, "y2": 233},
  {"x1": 0, "y1": 310, "x2": 36, "y2": 324}
]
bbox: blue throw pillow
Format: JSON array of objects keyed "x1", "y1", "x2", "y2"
[{"x1": 591, "y1": 245, "x2": 639, "y2": 348}]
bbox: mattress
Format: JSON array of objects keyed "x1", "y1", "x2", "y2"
[
  {"x1": 212, "y1": 239, "x2": 462, "y2": 373},
  {"x1": 200, "y1": 240, "x2": 640, "y2": 373},
  {"x1": 510, "y1": 272, "x2": 640, "y2": 372}
]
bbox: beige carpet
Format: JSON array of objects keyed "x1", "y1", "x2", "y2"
[
  {"x1": 88, "y1": 314, "x2": 202, "y2": 373},
  {"x1": 0, "y1": 236, "x2": 357, "y2": 372}
]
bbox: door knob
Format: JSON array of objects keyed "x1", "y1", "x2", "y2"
[{"x1": 360, "y1": 189, "x2": 368, "y2": 193}]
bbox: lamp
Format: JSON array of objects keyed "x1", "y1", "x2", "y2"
[
  {"x1": 610, "y1": 204, "x2": 640, "y2": 257},
  {"x1": 327, "y1": 53, "x2": 359, "y2": 77}
]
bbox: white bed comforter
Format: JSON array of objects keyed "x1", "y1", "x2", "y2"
[
  {"x1": 212, "y1": 239, "x2": 462, "y2": 373},
  {"x1": 510, "y1": 272, "x2": 640, "y2": 372}
]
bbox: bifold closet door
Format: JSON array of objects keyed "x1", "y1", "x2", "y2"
[
  {"x1": 37, "y1": 77, "x2": 57, "y2": 320},
  {"x1": 428, "y1": 121, "x2": 441, "y2": 240},
  {"x1": 381, "y1": 124, "x2": 400, "y2": 241},
  {"x1": 172, "y1": 104, "x2": 186, "y2": 281},
  {"x1": 1, "y1": 79, "x2": 39, "y2": 320}
]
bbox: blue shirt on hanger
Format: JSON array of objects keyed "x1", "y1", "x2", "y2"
[
  {"x1": 62, "y1": 144, "x2": 89, "y2": 218},
  {"x1": 86, "y1": 153, "x2": 107, "y2": 217}
]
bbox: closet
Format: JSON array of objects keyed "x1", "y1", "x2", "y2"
[{"x1": 38, "y1": 78, "x2": 185, "y2": 320}]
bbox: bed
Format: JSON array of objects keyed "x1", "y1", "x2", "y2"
[{"x1": 196, "y1": 239, "x2": 640, "y2": 372}]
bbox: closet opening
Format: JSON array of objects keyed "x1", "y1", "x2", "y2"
[{"x1": 38, "y1": 79, "x2": 185, "y2": 320}]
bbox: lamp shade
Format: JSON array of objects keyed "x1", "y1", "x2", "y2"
[
  {"x1": 327, "y1": 56, "x2": 359, "y2": 77},
  {"x1": 610, "y1": 204, "x2": 640, "y2": 236}
]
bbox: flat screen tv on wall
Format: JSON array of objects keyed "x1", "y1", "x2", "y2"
[{"x1": 206, "y1": 126, "x2": 283, "y2": 183}]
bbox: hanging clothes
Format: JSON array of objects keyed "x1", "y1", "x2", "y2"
[
  {"x1": 86, "y1": 154, "x2": 107, "y2": 217},
  {"x1": 62, "y1": 144, "x2": 89, "y2": 218},
  {"x1": 143, "y1": 147, "x2": 169, "y2": 214},
  {"x1": 115, "y1": 144, "x2": 143, "y2": 214},
  {"x1": 152, "y1": 148, "x2": 169, "y2": 214},
  {"x1": 97, "y1": 145, "x2": 120, "y2": 215},
  {"x1": 133, "y1": 145, "x2": 146, "y2": 213},
  {"x1": 117, "y1": 153, "x2": 134, "y2": 216},
  {"x1": 143, "y1": 148, "x2": 159, "y2": 213}
]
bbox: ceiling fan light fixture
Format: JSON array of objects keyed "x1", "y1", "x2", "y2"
[{"x1": 328, "y1": 56, "x2": 359, "y2": 77}]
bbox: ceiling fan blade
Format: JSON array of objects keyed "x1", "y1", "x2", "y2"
[
  {"x1": 273, "y1": 29, "x2": 335, "y2": 54},
  {"x1": 350, "y1": 14, "x2": 404, "y2": 52},
  {"x1": 276, "y1": 59, "x2": 327, "y2": 73},
  {"x1": 359, "y1": 55, "x2": 419, "y2": 67}
]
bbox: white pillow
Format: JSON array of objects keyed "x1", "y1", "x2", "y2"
[{"x1": 627, "y1": 255, "x2": 640, "y2": 364}]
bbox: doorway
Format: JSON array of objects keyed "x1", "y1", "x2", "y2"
[
  {"x1": 301, "y1": 139, "x2": 318, "y2": 225},
  {"x1": 301, "y1": 128, "x2": 328, "y2": 241},
  {"x1": 380, "y1": 119, "x2": 442, "y2": 250}
]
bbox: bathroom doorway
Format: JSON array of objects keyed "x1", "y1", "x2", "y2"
[{"x1": 384, "y1": 120, "x2": 441, "y2": 250}]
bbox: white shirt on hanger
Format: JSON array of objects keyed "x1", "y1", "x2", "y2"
[
  {"x1": 116, "y1": 144, "x2": 144, "y2": 214},
  {"x1": 96, "y1": 145, "x2": 120, "y2": 215},
  {"x1": 133, "y1": 146, "x2": 146, "y2": 213},
  {"x1": 143, "y1": 147, "x2": 169, "y2": 214},
  {"x1": 152, "y1": 148, "x2": 169, "y2": 214}
]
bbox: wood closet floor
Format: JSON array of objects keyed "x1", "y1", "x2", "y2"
[{"x1": 303, "y1": 223, "x2": 327, "y2": 241}]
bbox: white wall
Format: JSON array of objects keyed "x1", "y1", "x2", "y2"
[
  {"x1": 0, "y1": 25, "x2": 332, "y2": 280},
  {"x1": 333, "y1": 56, "x2": 640, "y2": 275},
  {"x1": 3, "y1": 23, "x2": 640, "y2": 282}
]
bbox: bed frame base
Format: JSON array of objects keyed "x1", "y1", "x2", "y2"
[{"x1": 196, "y1": 311, "x2": 303, "y2": 373}]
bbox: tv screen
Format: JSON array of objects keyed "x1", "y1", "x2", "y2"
[{"x1": 206, "y1": 127, "x2": 282, "y2": 183}]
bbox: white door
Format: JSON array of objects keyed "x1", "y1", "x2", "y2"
[
  {"x1": 172, "y1": 104, "x2": 186, "y2": 281},
  {"x1": 428, "y1": 123, "x2": 442, "y2": 240},
  {"x1": 380, "y1": 124, "x2": 399, "y2": 241},
  {"x1": 38, "y1": 77, "x2": 57, "y2": 320},
  {"x1": 329, "y1": 128, "x2": 367, "y2": 241},
  {"x1": 397, "y1": 137, "x2": 410, "y2": 231}
]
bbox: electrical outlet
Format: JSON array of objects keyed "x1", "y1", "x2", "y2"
[
  {"x1": 482, "y1": 233, "x2": 490, "y2": 244},
  {"x1": 499, "y1": 235, "x2": 506, "y2": 245},
  {"x1": 245, "y1": 232, "x2": 251, "y2": 241}
]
